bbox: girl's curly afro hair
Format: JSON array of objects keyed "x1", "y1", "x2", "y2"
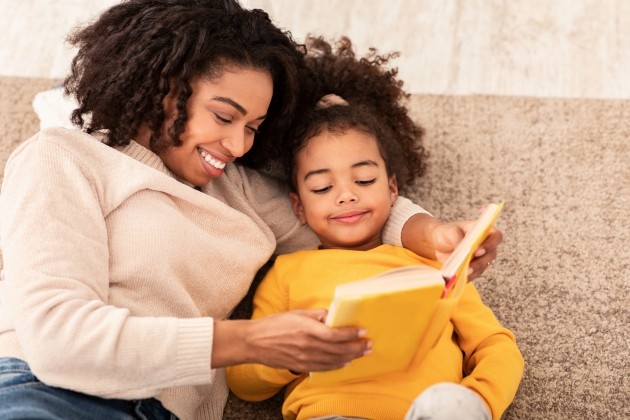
[{"x1": 285, "y1": 36, "x2": 428, "y2": 193}]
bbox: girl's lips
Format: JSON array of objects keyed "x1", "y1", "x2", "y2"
[{"x1": 330, "y1": 210, "x2": 369, "y2": 224}]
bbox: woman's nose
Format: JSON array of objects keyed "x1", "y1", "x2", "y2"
[{"x1": 220, "y1": 130, "x2": 251, "y2": 158}]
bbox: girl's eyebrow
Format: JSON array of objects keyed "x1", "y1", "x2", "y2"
[
  {"x1": 212, "y1": 96, "x2": 267, "y2": 120},
  {"x1": 303, "y1": 168, "x2": 330, "y2": 181},
  {"x1": 352, "y1": 159, "x2": 379, "y2": 169},
  {"x1": 303, "y1": 160, "x2": 379, "y2": 181}
]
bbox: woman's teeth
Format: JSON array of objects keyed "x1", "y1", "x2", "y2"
[{"x1": 198, "y1": 148, "x2": 226, "y2": 169}]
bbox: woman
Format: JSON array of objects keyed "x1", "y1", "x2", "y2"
[{"x1": 0, "y1": 1, "x2": 501, "y2": 419}]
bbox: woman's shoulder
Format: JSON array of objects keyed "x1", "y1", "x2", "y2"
[
  {"x1": 8, "y1": 128, "x2": 156, "y2": 175},
  {"x1": 9, "y1": 127, "x2": 109, "y2": 162},
  {"x1": 3, "y1": 128, "x2": 156, "y2": 194}
]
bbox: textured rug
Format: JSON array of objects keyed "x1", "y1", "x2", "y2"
[{"x1": 1, "y1": 76, "x2": 628, "y2": 419}]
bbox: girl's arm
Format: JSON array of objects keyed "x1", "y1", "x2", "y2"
[
  {"x1": 452, "y1": 284, "x2": 525, "y2": 420},
  {"x1": 233, "y1": 167, "x2": 435, "y2": 254}
]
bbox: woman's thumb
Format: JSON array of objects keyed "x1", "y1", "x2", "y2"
[{"x1": 291, "y1": 308, "x2": 328, "y2": 323}]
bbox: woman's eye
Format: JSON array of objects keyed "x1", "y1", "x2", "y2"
[
  {"x1": 246, "y1": 125, "x2": 260, "y2": 135},
  {"x1": 356, "y1": 179, "x2": 376, "y2": 186},
  {"x1": 312, "y1": 186, "x2": 332, "y2": 194},
  {"x1": 214, "y1": 113, "x2": 232, "y2": 124}
]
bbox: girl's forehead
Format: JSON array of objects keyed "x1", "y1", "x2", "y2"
[
  {"x1": 305, "y1": 127, "x2": 378, "y2": 150},
  {"x1": 298, "y1": 129, "x2": 384, "y2": 166},
  {"x1": 299, "y1": 129, "x2": 379, "y2": 154}
]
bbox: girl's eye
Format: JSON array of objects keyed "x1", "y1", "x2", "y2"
[
  {"x1": 356, "y1": 179, "x2": 376, "y2": 186},
  {"x1": 312, "y1": 186, "x2": 332, "y2": 194}
]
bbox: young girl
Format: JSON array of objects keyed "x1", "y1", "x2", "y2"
[
  {"x1": 0, "y1": 2, "x2": 501, "y2": 419},
  {"x1": 226, "y1": 37, "x2": 524, "y2": 420}
]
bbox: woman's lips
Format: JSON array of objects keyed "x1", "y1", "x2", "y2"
[{"x1": 197, "y1": 147, "x2": 227, "y2": 169}]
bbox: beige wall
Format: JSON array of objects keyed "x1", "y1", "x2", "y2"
[
  {"x1": 248, "y1": 0, "x2": 630, "y2": 98},
  {"x1": 1, "y1": 0, "x2": 628, "y2": 99}
]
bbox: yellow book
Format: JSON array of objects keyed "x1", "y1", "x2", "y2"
[{"x1": 308, "y1": 202, "x2": 504, "y2": 387}]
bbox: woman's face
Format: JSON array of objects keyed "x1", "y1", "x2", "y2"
[{"x1": 154, "y1": 67, "x2": 273, "y2": 186}]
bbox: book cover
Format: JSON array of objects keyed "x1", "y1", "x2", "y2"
[{"x1": 308, "y1": 202, "x2": 504, "y2": 387}]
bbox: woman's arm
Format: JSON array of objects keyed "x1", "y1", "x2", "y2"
[
  {"x1": 224, "y1": 263, "x2": 368, "y2": 401},
  {"x1": 227, "y1": 165, "x2": 319, "y2": 254},
  {"x1": 234, "y1": 168, "x2": 501, "y2": 279},
  {"x1": 0, "y1": 135, "x2": 215, "y2": 399},
  {"x1": 390, "y1": 201, "x2": 503, "y2": 280},
  {"x1": 217, "y1": 311, "x2": 366, "y2": 373}
]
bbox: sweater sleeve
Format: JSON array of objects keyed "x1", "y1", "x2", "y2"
[
  {"x1": 0, "y1": 136, "x2": 214, "y2": 399},
  {"x1": 232, "y1": 166, "x2": 319, "y2": 254},
  {"x1": 451, "y1": 284, "x2": 525, "y2": 420},
  {"x1": 382, "y1": 196, "x2": 432, "y2": 246},
  {"x1": 226, "y1": 262, "x2": 300, "y2": 401}
]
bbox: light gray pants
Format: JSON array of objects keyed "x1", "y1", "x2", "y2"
[{"x1": 310, "y1": 382, "x2": 491, "y2": 420}]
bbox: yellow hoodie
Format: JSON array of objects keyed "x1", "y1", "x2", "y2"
[{"x1": 227, "y1": 245, "x2": 524, "y2": 420}]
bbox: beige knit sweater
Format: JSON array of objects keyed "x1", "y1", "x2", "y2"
[{"x1": 0, "y1": 128, "x2": 424, "y2": 419}]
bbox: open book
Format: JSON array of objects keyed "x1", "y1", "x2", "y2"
[{"x1": 308, "y1": 202, "x2": 504, "y2": 387}]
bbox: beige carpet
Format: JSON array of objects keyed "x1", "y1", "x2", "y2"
[{"x1": 1, "y1": 76, "x2": 628, "y2": 419}]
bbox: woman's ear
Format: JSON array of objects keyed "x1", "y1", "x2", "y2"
[
  {"x1": 389, "y1": 174, "x2": 398, "y2": 205},
  {"x1": 289, "y1": 192, "x2": 307, "y2": 224}
]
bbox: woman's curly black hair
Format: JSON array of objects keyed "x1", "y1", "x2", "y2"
[
  {"x1": 285, "y1": 36, "x2": 427, "y2": 194},
  {"x1": 64, "y1": 0, "x2": 308, "y2": 168}
]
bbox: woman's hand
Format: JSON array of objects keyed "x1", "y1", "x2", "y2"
[
  {"x1": 212, "y1": 309, "x2": 370, "y2": 373},
  {"x1": 465, "y1": 224, "x2": 503, "y2": 280}
]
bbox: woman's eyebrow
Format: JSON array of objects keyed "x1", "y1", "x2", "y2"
[{"x1": 212, "y1": 96, "x2": 267, "y2": 120}]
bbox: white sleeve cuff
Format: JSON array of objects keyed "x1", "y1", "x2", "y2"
[{"x1": 382, "y1": 196, "x2": 432, "y2": 247}]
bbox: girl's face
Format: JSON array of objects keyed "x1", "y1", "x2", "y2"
[
  {"x1": 290, "y1": 129, "x2": 398, "y2": 251},
  {"x1": 144, "y1": 67, "x2": 273, "y2": 187}
]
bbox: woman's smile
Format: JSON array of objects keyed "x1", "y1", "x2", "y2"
[{"x1": 197, "y1": 147, "x2": 227, "y2": 170}]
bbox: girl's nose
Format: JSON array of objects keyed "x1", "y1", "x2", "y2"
[{"x1": 336, "y1": 188, "x2": 358, "y2": 205}]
